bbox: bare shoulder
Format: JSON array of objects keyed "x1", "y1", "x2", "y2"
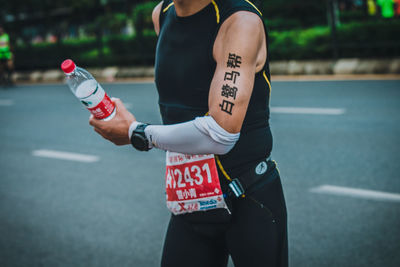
[
  {"x1": 213, "y1": 11, "x2": 266, "y2": 67},
  {"x1": 222, "y1": 11, "x2": 264, "y2": 34},
  {"x1": 152, "y1": 1, "x2": 164, "y2": 36}
]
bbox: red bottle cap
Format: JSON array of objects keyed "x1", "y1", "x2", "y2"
[{"x1": 61, "y1": 59, "x2": 76, "y2": 74}]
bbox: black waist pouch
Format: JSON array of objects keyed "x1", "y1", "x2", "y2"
[
  {"x1": 237, "y1": 159, "x2": 279, "y2": 197},
  {"x1": 176, "y1": 159, "x2": 278, "y2": 224}
]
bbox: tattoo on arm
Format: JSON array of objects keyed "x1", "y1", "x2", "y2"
[
  {"x1": 226, "y1": 53, "x2": 242, "y2": 68},
  {"x1": 219, "y1": 100, "x2": 234, "y2": 115},
  {"x1": 221, "y1": 84, "x2": 238, "y2": 100},
  {"x1": 224, "y1": 71, "x2": 240, "y2": 83},
  {"x1": 219, "y1": 53, "x2": 242, "y2": 115}
]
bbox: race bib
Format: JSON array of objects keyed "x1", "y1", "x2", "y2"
[{"x1": 165, "y1": 152, "x2": 229, "y2": 215}]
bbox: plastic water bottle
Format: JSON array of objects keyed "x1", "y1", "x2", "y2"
[{"x1": 61, "y1": 59, "x2": 116, "y2": 121}]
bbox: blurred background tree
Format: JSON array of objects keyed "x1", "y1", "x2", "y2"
[{"x1": 0, "y1": 0, "x2": 399, "y2": 70}]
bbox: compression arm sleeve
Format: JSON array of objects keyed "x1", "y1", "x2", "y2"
[{"x1": 129, "y1": 116, "x2": 240, "y2": 155}]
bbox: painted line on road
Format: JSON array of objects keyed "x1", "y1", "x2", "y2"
[
  {"x1": 271, "y1": 107, "x2": 346, "y2": 115},
  {"x1": 310, "y1": 185, "x2": 400, "y2": 202},
  {"x1": 272, "y1": 74, "x2": 400, "y2": 81},
  {"x1": 32, "y1": 149, "x2": 99, "y2": 163},
  {"x1": 0, "y1": 99, "x2": 14, "y2": 106}
]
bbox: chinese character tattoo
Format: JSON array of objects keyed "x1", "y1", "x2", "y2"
[
  {"x1": 221, "y1": 84, "x2": 238, "y2": 100},
  {"x1": 226, "y1": 53, "x2": 242, "y2": 68},
  {"x1": 219, "y1": 53, "x2": 242, "y2": 115},
  {"x1": 224, "y1": 71, "x2": 240, "y2": 83},
  {"x1": 219, "y1": 100, "x2": 235, "y2": 115}
]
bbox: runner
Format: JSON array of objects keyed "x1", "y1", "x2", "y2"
[
  {"x1": 89, "y1": 1, "x2": 288, "y2": 266},
  {"x1": 0, "y1": 25, "x2": 14, "y2": 86}
]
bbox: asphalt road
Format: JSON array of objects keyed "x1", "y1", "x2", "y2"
[{"x1": 0, "y1": 79, "x2": 399, "y2": 267}]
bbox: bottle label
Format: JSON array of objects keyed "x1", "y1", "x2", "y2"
[
  {"x1": 87, "y1": 93, "x2": 115, "y2": 120},
  {"x1": 77, "y1": 82, "x2": 115, "y2": 120}
]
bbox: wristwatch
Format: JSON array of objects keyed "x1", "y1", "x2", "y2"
[{"x1": 130, "y1": 123, "x2": 151, "y2": 151}]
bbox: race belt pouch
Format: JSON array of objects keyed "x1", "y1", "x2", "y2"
[
  {"x1": 227, "y1": 159, "x2": 278, "y2": 198},
  {"x1": 165, "y1": 152, "x2": 230, "y2": 215}
]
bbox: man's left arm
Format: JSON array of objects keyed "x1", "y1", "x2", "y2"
[{"x1": 208, "y1": 11, "x2": 266, "y2": 134}]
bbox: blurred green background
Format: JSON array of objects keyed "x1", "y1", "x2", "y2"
[{"x1": 1, "y1": 0, "x2": 399, "y2": 70}]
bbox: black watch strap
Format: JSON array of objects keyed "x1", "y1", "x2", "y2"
[{"x1": 130, "y1": 123, "x2": 151, "y2": 151}]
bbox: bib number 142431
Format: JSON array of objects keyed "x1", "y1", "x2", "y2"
[{"x1": 165, "y1": 152, "x2": 229, "y2": 215}]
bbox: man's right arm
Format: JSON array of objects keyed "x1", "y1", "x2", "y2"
[{"x1": 152, "y1": 1, "x2": 163, "y2": 36}]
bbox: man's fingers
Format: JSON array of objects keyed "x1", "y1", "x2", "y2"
[
  {"x1": 94, "y1": 127, "x2": 122, "y2": 145},
  {"x1": 89, "y1": 115, "x2": 104, "y2": 127},
  {"x1": 111, "y1": 97, "x2": 122, "y2": 107},
  {"x1": 94, "y1": 127, "x2": 110, "y2": 141},
  {"x1": 94, "y1": 127, "x2": 104, "y2": 137},
  {"x1": 89, "y1": 115, "x2": 96, "y2": 126},
  {"x1": 112, "y1": 98, "x2": 127, "y2": 112}
]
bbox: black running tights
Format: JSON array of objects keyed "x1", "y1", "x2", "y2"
[{"x1": 161, "y1": 176, "x2": 288, "y2": 267}]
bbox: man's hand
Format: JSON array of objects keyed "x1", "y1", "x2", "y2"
[{"x1": 89, "y1": 98, "x2": 136, "y2": 146}]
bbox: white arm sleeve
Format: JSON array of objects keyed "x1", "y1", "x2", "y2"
[{"x1": 129, "y1": 116, "x2": 240, "y2": 155}]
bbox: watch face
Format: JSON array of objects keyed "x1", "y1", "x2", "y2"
[
  {"x1": 131, "y1": 124, "x2": 149, "y2": 151},
  {"x1": 132, "y1": 134, "x2": 147, "y2": 151}
]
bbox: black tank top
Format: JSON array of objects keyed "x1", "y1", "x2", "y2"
[{"x1": 155, "y1": 0, "x2": 273, "y2": 177}]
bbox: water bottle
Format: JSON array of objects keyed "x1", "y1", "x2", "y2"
[{"x1": 61, "y1": 59, "x2": 116, "y2": 121}]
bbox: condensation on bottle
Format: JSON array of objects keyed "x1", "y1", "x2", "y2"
[{"x1": 61, "y1": 59, "x2": 116, "y2": 121}]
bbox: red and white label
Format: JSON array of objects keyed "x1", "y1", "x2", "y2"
[
  {"x1": 75, "y1": 80, "x2": 115, "y2": 120},
  {"x1": 87, "y1": 93, "x2": 115, "y2": 120},
  {"x1": 165, "y1": 152, "x2": 229, "y2": 215}
]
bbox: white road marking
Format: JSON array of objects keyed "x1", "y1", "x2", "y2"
[
  {"x1": 310, "y1": 185, "x2": 400, "y2": 202},
  {"x1": 32, "y1": 149, "x2": 99, "y2": 163},
  {"x1": 271, "y1": 107, "x2": 346, "y2": 115},
  {"x1": 0, "y1": 99, "x2": 14, "y2": 106}
]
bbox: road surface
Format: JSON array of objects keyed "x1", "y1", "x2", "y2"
[{"x1": 0, "y1": 79, "x2": 399, "y2": 267}]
